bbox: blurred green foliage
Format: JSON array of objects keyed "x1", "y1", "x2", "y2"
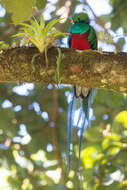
[
  {"x1": 0, "y1": 0, "x2": 127, "y2": 189},
  {"x1": 1, "y1": 0, "x2": 36, "y2": 24},
  {"x1": 110, "y1": 0, "x2": 127, "y2": 31},
  {"x1": 0, "y1": 84, "x2": 127, "y2": 190}
]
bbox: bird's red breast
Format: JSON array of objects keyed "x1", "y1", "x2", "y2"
[{"x1": 70, "y1": 30, "x2": 91, "y2": 50}]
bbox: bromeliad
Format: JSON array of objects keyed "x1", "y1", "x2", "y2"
[{"x1": 67, "y1": 12, "x2": 97, "y2": 173}]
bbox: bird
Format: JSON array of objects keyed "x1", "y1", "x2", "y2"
[{"x1": 67, "y1": 12, "x2": 97, "y2": 174}]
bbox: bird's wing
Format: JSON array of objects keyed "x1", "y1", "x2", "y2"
[{"x1": 88, "y1": 26, "x2": 98, "y2": 50}]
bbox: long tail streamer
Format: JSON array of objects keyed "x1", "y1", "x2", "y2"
[
  {"x1": 67, "y1": 87, "x2": 96, "y2": 177},
  {"x1": 67, "y1": 86, "x2": 77, "y2": 174}
]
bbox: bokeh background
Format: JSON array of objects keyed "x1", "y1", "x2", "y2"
[{"x1": 0, "y1": 0, "x2": 127, "y2": 189}]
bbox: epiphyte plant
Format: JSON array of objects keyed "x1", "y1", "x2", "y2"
[{"x1": 13, "y1": 15, "x2": 68, "y2": 54}]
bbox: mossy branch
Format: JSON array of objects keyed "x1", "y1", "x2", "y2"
[{"x1": 0, "y1": 47, "x2": 127, "y2": 93}]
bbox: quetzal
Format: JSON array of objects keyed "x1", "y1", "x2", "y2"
[{"x1": 67, "y1": 12, "x2": 97, "y2": 173}]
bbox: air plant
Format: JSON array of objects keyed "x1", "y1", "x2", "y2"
[{"x1": 13, "y1": 15, "x2": 68, "y2": 53}]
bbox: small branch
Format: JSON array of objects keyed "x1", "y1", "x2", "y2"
[{"x1": 0, "y1": 47, "x2": 127, "y2": 93}]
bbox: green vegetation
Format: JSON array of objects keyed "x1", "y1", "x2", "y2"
[
  {"x1": 13, "y1": 15, "x2": 67, "y2": 53},
  {"x1": 0, "y1": 0, "x2": 127, "y2": 189}
]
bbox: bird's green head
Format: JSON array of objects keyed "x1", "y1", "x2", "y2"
[{"x1": 72, "y1": 12, "x2": 90, "y2": 23}]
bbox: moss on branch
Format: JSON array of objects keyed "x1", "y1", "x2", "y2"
[{"x1": 0, "y1": 47, "x2": 127, "y2": 93}]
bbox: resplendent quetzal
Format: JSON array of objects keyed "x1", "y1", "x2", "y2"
[{"x1": 67, "y1": 12, "x2": 97, "y2": 173}]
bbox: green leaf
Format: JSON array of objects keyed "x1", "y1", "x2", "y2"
[
  {"x1": 30, "y1": 18, "x2": 41, "y2": 35},
  {"x1": 20, "y1": 27, "x2": 38, "y2": 40},
  {"x1": 36, "y1": 0, "x2": 47, "y2": 10},
  {"x1": 40, "y1": 14, "x2": 45, "y2": 28},
  {"x1": 45, "y1": 18, "x2": 63, "y2": 34},
  {"x1": 81, "y1": 146, "x2": 98, "y2": 168},
  {"x1": 19, "y1": 23, "x2": 38, "y2": 34},
  {"x1": 115, "y1": 150, "x2": 127, "y2": 164},
  {"x1": 2, "y1": 0, "x2": 36, "y2": 24},
  {"x1": 110, "y1": 0, "x2": 127, "y2": 32},
  {"x1": 115, "y1": 111, "x2": 127, "y2": 127},
  {"x1": 54, "y1": 32, "x2": 69, "y2": 37}
]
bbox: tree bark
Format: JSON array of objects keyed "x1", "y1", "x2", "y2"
[{"x1": 0, "y1": 47, "x2": 127, "y2": 93}]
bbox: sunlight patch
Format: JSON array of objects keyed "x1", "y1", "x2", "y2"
[
  {"x1": 2, "y1": 99, "x2": 13, "y2": 108},
  {"x1": 12, "y1": 83, "x2": 34, "y2": 96}
]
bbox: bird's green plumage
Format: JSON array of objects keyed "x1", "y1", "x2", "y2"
[
  {"x1": 88, "y1": 26, "x2": 98, "y2": 50},
  {"x1": 72, "y1": 12, "x2": 90, "y2": 23},
  {"x1": 69, "y1": 12, "x2": 97, "y2": 50},
  {"x1": 70, "y1": 22, "x2": 89, "y2": 34}
]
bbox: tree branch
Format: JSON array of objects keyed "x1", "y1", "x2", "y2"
[{"x1": 0, "y1": 47, "x2": 127, "y2": 93}]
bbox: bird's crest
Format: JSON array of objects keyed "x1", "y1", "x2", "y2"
[{"x1": 72, "y1": 12, "x2": 90, "y2": 23}]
